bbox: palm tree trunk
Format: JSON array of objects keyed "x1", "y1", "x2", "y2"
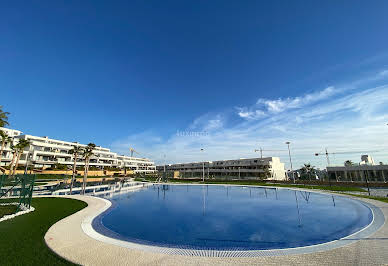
[
  {"x1": 70, "y1": 153, "x2": 77, "y2": 195},
  {"x1": 8, "y1": 152, "x2": 17, "y2": 177},
  {"x1": 83, "y1": 158, "x2": 89, "y2": 194},
  {"x1": 0, "y1": 140, "x2": 5, "y2": 165},
  {"x1": 12, "y1": 152, "x2": 22, "y2": 177}
]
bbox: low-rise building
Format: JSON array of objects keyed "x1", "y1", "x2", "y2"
[
  {"x1": 327, "y1": 155, "x2": 387, "y2": 182},
  {"x1": 157, "y1": 157, "x2": 287, "y2": 180},
  {"x1": 0, "y1": 127, "x2": 156, "y2": 174}
]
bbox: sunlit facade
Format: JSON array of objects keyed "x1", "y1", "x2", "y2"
[
  {"x1": 157, "y1": 157, "x2": 287, "y2": 180},
  {"x1": 0, "y1": 127, "x2": 156, "y2": 174}
]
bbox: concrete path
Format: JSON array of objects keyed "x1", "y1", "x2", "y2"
[{"x1": 45, "y1": 194, "x2": 388, "y2": 266}]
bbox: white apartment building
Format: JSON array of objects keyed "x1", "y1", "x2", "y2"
[
  {"x1": 0, "y1": 128, "x2": 22, "y2": 167},
  {"x1": 117, "y1": 155, "x2": 156, "y2": 174},
  {"x1": 157, "y1": 157, "x2": 287, "y2": 181},
  {"x1": 0, "y1": 127, "x2": 156, "y2": 174}
]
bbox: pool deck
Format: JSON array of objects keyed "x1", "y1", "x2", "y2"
[{"x1": 44, "y1": 188, "x2": 388, "y2": 265}]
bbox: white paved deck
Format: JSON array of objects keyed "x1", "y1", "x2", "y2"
[{"x1": 44, "y1": 193, "x2": 388, "y2": 265}]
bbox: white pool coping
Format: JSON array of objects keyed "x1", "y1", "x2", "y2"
[
  {"x1": 0, "y1": 203, "x2": 35, "y2": 223},
  {"x1": 81, "y1": 184, "x2": 385, "y2": 257},
  {"x1": 44, "y1": 184, "x2": 388, "y2": 265}
]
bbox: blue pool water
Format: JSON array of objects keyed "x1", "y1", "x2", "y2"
[{"x1": 93, "y1": 185, "x2": 373, "y2": 250}]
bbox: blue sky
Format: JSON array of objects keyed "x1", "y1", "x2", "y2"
[{"x1": 1, "y1": 1, "x2": 388, "y2": 168}]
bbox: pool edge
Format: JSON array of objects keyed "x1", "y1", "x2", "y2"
[{"x1": 82, "y1": 184, "x2": 386, "y2": 257}]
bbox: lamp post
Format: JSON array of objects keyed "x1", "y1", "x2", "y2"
[
  {"x1": 285, "y1": 142, "x2": 295, "y2": 183},
  {"x1": 201, "y1": 148, "x2": 205, "y2": 182}
]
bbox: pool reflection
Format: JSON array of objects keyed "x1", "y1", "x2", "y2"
[{"x1": 94, "y1": 184, "x2": 372, "y2": 250}]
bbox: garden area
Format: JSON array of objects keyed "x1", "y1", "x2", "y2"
[
  {"x1": 0, "y1": 198, "x2": 87, "y2": 265},
  {"x1": 0, "y1": 204, "x2": 17, "y2": 218}
]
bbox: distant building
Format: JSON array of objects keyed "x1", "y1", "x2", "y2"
[
  {"x1": 0, "y1": 128, "x2": 22, "y2": 138},
  {"x1": 0, "y1": 127, "x2": 156, "y2": 174},
  {"x1": 157, "y1": 157, "x2": 287, "y2": 180},
  {"x1": 360, "y1": 155, "x2": 375, "y2": 165},
  {"x1": 327, "y1": 155, "x2": 387, "y2": 182}
]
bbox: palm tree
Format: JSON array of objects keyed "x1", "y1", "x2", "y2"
[
  {"x1": 8, "y1": 143, "x2": 17, "y2": 176},
  {"x1": 69, "y1": 145, "x2": 83, "y2": 195},
  {"x1": 82, "y1": 143, "x2": 96, "y2": 194},
  {"x1": 11, "y1": 139, "x2": 31, "y2": 176},
  {"x1": 0, "y1": 130, "x2": 12, "y2": 165},
  {"x1": 300, "y1": 163, "x2": 316, "y2": 181},
  {"x1": 0, "y1": 106, "x2": 10, "y2": 128}
]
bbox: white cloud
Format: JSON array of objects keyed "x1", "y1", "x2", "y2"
[
  {"x1": 378, "y1": 69, "x2": 388, "y2": 77},
  {"x1": 189, "y1": 113, "x2": 224, "y2": 132},
  {"x1": 110, "y1": 72, "x2": 388, "y2": 168},
  {"x1": 236, "y1": 108, "x2": 266, "y2": 120},
  {"x1": 204, "y1": 118, "x2": 223, "y2": 131},
  {"x1": 256, "y1": 86, "x2": 336, "y2": 114}
]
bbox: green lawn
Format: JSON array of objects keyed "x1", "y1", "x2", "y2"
[
  {"x1": 0, "y1": 198, "x2": 87, "y2": 266},
  {"x1": 343, "y1": 194, "x2": 388, "y2": 204},
  {"x1": 141, "y1": 177, "x2": 367, "y2": 192},
  {"x1": 34, "y1": 182, "x2": 49, "y2": 186},
  {"x1": 0, "y1": 204, "x2": 17, "y2": 218},
  {"x1": 206, "y1": 182, "x2": 366, "y2": 192},
  {"x1": 35, "y1": 174, "x2": 69, "y2": 180},
  {"x1": 261, "y1": 184, "x2": 367, "y2": 192}
]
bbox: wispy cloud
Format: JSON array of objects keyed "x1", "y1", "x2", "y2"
[
  {"x1": 110, "y1": 69, "x2": 388, "y2": 169},
  {"x1": 189, "y1": 113, "x2": 224, "y2": 132},
  {"x1": 258, "y1": 86, "x2": 336, "y2": 113},
  {"x1": 378, "y1": 69, "x2": 388, "y2": 77},
  {"x1": 236, "y1": 86, "x2": 337, "y2": 119},
  {"x1": 236, "y1": 108, "x2": 266, "y2": 120}
]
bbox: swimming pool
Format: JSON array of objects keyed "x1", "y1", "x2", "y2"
[{"x1": 92, "y1": 184, "x2": 373, "y2": 251}]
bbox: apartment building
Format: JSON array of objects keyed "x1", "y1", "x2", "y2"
[
  {"x1": 117, "y1": 155, "x2": 156, "y2": 174},
  {"x1": 0, "y1": 127, "x2": 156, "y2": 174},
  {"x1": 157, "y1": 157, "x2": 287, "y2": 181},
  {"x1": 327, "y1": 155, "x2": 388, "y2": 182},
  {"x1": 0, "y1": 128, "x2": 22, "y2": 167}
]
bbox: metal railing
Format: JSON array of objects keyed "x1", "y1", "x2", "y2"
[{"x1": 0, "y1": 174, "x2": 35, "y2": 212}]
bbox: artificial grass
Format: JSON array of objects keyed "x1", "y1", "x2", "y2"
[
  {"x1": 0, "y1": 198, "x2": 87, "y2": 266},
  {"x1": 35, "y1": 174, "x2": 69, "y2": 180},
  {"x1": 0, "y1": 204, "x2": 17, "y2": 218},
  {"x1": 261, "y1": 184, "x2": 367, "y2": 192},
  {"x1": 139, "y1": 177, "x2": 367, "y2": 192},
  {"x1": 345, "y1": 194, "x2": 388, "y2": 204},
  {"x1": 206, "y1": 182, "x2": 366, "y2": 192},
  {"x1": 34, "y1": 182, "x2": 49, "y2": 185}
]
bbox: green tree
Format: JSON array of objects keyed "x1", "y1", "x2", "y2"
[
  {"x1": 82, "y1": 143, "x2": 96, "y2": 194},
  {"x1": 344, "y1": 160, "x2": 355, "y2": 167},
  {"x1": 69, "y1": 145, "x2": 83, "y2": 195},
  {"x1": 300, "y1": 163, "x2": 316, "y2": 181},
  {"x1": 0, "y1": 106, "x2": 10, "y2": 127}
]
